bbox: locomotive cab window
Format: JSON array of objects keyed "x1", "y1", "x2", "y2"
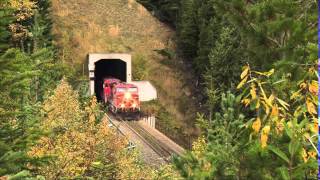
[
  {"x1": 128, "y1": 87, "x2": 137, "y2": 92},
  {"x1": 117, "y1": 88, "x2": 126, "y2": 92}
]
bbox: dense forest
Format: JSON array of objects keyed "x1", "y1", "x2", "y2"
[{"x1": 0, "y1": 0, "x2": 318, "y2": 179}]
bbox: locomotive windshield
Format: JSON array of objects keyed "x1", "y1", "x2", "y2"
[
  {"x1": 116, "y1": 87, "x2": 137, "y2": 92},
  {"x1": 128, "y1": 87, "x2": 137, "y2": 92},
  {"x1": 117, "y1": 88, "x2": 126, "y2": 92}
]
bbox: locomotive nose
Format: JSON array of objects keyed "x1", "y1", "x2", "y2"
[{"x1": 124, "y1": 92, "x2": 131, "y2": 99}]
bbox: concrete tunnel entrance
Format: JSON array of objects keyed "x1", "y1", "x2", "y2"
[
  {"x1": 88, "y1": 54, "x2": 132, "y2": 99},
  {"x1": 94, "y1": 59, "x2": 127, "y2": 101}
]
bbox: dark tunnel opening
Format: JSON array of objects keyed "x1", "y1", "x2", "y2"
[{"x1": 94, "y1": 59, "x2": 127, "y2": 101}]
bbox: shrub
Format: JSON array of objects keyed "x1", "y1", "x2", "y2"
[{"x1": 132, "y1": 53, "x2": 149, "y2": 80}]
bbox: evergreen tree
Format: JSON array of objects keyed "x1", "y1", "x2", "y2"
[
  {"x1": 0, "y1": 0, "x2": 14, "y2": 53},
  {"x1": 205, "y1": 26, "x2": 243, "y2": 91},
  {"x1": 36, "y1": 0, "x2": 53, "y2": 45},
  {"x1": 0, "y1": 49, "x2": 35, "y2": 111},
  {"x1": 217, "y1": 0, "x2": 318, "y2": 72},
  {"x1": 194, "y1": 0, "x2": 219, "y2": 72},
  {"x1": 0, "y1": 49, "x2": 45, "y2": 176},
  {"x1": 174, "y1": 92, "x2": 248, "y2": 179},
  {"x1": 30, "y1": 0, "x2": 54, "y2": 52},
  {"x1": 138, "y1": 0, "x2": 180, "y2": 25},
  {"x1": 0, "y1": 0, "x2": 65, "y2": 178},
  {"x1": 177, "y1": 0, "x2": 198, "y2": 60},
  {"x1": 7, "y1": 0, "x2": 36, "y2": 51},
  {"x1": 29, "y1": 48, "x2": 65, "y2": 102}
]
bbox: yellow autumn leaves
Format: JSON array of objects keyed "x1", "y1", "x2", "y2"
[
  {"x1": 192, "y1": 136, "x2": 207, "y2": 158},
  {"x1": 236, "y1": 65, "x2": 250, "y2": 89},
  {"x1": 252, "y1": 118, "x2": 261, "y2": 133},
  {"x1": 306, "y1": 98, "x2": 317, "y2": 115},
  {"x1": 8, "y1": 0, "x2": 36, "y2": 24},
  {"x1": 301, "y1": 148, "x2": 317, "y2": 163},
  {"x1": 252, "y1": 118, "x2": 270, "y2": 148},
  {"x1": 5, "y1": 0, "x2": 37, "y2": 44},
  {"x1": 294, "y1": 80, "x2": 318, "y2": 116},
  {"x1": 239, "y1": 65, "x2": 287, "y2": 148},
  {"x1": 29, "y1": 79, "x2": 117, "y2": 177},
  {"x1": 9, "y1": 0, "x2": 36, "y2": 10},
  {"x1": 28, "y1": 79, "x2": 160, "y2": 179},
  {"x1": 252, "y1": 118, "x2": 272, "y2": 148},
  {"x1": 238, "y1": 65, "x2": 318, "y2": 152}
]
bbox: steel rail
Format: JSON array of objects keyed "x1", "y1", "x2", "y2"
[
  {"x1": 127, "y1": 121, "x2": 174, "y2": 157},
  {"x1": 107, "y1": 113, "x2": 174, "y2": 162}
]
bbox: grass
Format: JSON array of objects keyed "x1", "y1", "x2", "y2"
[{"x1": 51, "y1": 0, "x2": 200, "y2": 148}]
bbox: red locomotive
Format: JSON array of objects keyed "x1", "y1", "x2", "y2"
[{"x1": 102, "y1": 78, "x2": 140, "y2": 114}]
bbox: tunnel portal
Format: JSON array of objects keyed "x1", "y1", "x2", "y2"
[
  {"x1": 94, "y1": 59, "x2": 127, "y2": 101},
  {"x1": 88, "y1": 53, "x2": 132, "y2": 99}
]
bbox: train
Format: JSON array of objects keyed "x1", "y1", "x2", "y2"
[{"x1": 102, "y1": 77, "x2": 140, "y2": 115}]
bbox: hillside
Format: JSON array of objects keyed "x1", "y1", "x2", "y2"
[{"x1": 51, "y1": 0, "x2": 200, "y2": 146}]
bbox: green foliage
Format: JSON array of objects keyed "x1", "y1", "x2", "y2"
[
  {"x1": 0, "y1": 0, "x2": 14, "y2": 53},
  {"x1": 194, "y1": 0, "x2": 219, "y2": 72},
  {"x1": 0, "y1": 1, "x2": 65, "y2": 178},
  {"x1": 0, "y1": 0, "x2": 53, "y2": 53},
  {"x1": 174, "y1": 92, "x2": 247, "y2": 179},
  {"x1": 236, "y1": 66, "x2": 318, "y2": 179},
  {"x1": 175, "y1": 74, "x2": 318, "y2": 179},
  {"x1": 141, "y1": 0, "x2": 318, "y2": 108},
  {"x1": 143, "y1": 5, "x2": 318, "y2": 178},
  {"x1": 217, "y1": 0, "x2": 317, "y2": 72},
  {"x1": 0, "y1": 49, "x2": 47, "y2": 177},
  {"x1": 205, "y1": 26, "x2": 243, "y2": 90},
  {"x1": 154, "y1": 48, "x2": 175, "y2": 60},
  {"x1": 132, "y1": 53, "x2": 149, "y2": 80},
  {"x1": 29, "y1": 48, "x2": 65, "y2": 102},
  {"x1": 137, "y1": 0, "x2": 180, "y2": 24},
  {"x1": 0, "y1": 49, "x2": 36, "y2": 115},
  {"x1": 177, "y1": 0, "x2": 198, "y2": 60},
  {"x1": 34, "y1": 0, "x2": 53, "y2": 48},
  {"x1": 29, "y1": 82, "x2": 163, "y2": 179}
]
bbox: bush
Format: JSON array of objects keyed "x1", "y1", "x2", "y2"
[{"x1": 132, "y1": 53, "x2": 149, "y2": 80}]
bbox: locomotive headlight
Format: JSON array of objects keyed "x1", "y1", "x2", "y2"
[
  {"x1": 124, "y1": 92, "x2": 131, "y2": 99},
  {"x1": 132, "y1": 103, "x2": 137, "y2": 108}
]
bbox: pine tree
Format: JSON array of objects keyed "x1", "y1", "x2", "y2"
[
  {"x1": 194, "y1": 0, "x2": 220, "y2": 72},
  {"x1": 0, "y1": 49, "x2": 45, "y2": 176},
  {"x1": 0, "y1": 0, "x2": 65, "y2": 178},
  {"x1": 205, "y1": 26, "x2": 243, "y2": 90},
  {"x1": 0, "y1": 1, "x2": 14, "y2": 53},
  {"x1": 29, "y1": 48, "x2": 65, "y2": 102},
  {"x1": 0, "y1": 49, "x2": 35, "y2": 112},
  {"x1": 217, "y1": 0, "x2": 317, "y2": 72},
  {"x1": 174, "y1": 92, "x2": 247, "y2": 179},
  {"x1": 36, "y1": 0, "x2": 53, "y2": 46},
  {"x1": 7, "y1": 0, "x2": 37, "y2": 51},
  {"x1": 30, "y1": 0, "x2": 54, "y2": 51},
  {"x1": 177, "y1": 0, "x2": 198, "y2": 60},
  {"x1": 138, "y1": 0, "x2": 180, "y2": 24},
  {"x1": 30, "y1": 11, "x2": 45, "y2": 52}
]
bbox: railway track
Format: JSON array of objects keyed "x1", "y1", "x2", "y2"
[
  {"x1": 125, "y1": 121, "x2": 174, "y2": 161},
  {"x1": 107, "y1": 114, "x2": 177, "y2": 162}
]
